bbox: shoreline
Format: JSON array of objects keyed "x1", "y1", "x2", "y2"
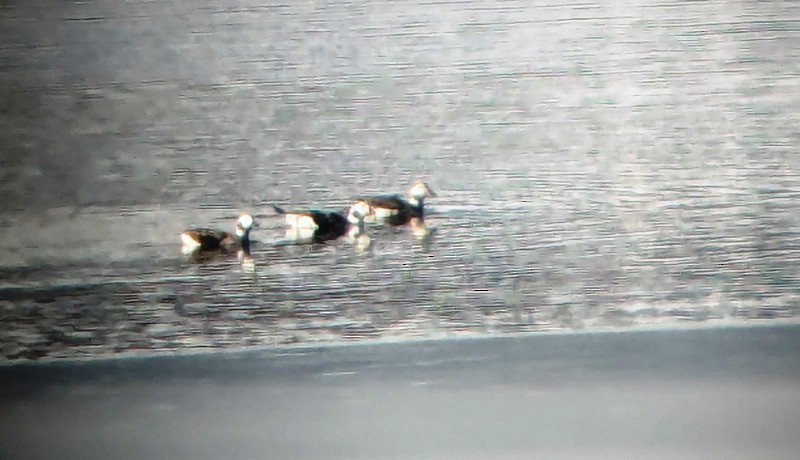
[{"x1": 2, "y1": 317, "x2": 799, "y2": 368}]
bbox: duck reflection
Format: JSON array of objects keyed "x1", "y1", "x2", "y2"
[
  {"x1": 347, "y1": 227, "x2": 372, "y2": 254},
  {"x1": 410, "y1": 217, "x2": 436, "y2": 249},
  {"x1": 237, "y1": 246, "x2": 256, "y2": 274}
]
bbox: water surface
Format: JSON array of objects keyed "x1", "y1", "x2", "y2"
[{"x1": 1, "y1": 0, "x2": 799, "y2": 359}]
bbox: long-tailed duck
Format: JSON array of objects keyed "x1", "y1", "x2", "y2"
[
  {"x1": 272, "y1": 201, "x2": 370, "y2": 244},
  {"x1": 353, "y1": 181, "x2": 436, "y2": 225}
]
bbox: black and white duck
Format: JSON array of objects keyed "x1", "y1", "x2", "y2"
[
  {"x1": 180, "y1": 213, "x2": 254, "y2": 258},
  {"x1": 272, "y1": 201, "x2": 371, "y2": 245},
  {"x1": 353, "y1": 181, "x2": 436, "y2": 226}
]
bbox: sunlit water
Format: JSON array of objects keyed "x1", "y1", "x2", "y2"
[{"x1": 1, "y1": 0, "x2": 799, "y2": 360}]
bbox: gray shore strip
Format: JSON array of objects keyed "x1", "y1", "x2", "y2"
[{"x1": 2, "y1": 325, "x2": 800, "y2": 459}]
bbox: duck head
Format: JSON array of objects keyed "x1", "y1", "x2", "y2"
[
  {"x1": 347, "y1": 200, "x2": 371, "y2": 225},
  {"x1": 235, "y1": 213, "x2": 255, "y2": 238},
  {"x1": 408, "y1": 181, "x2": 436, "y2": 206},
  {"x1": 410, "y1": 181, "x2": 436, "y2": 199}
]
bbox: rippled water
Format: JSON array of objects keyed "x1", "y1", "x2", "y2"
[{"x1": 1, "y1": 0, "x2": 799, "y2": 360}]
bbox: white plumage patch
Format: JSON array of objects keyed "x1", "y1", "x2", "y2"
[
  {"x1": 409, "y1": 182, "x2": 429, "y2": 199},
  {"x1": 351, "y1": 201, "x2": 371, "y2": 217},
  {"x1": 373, "y1": 207, "x2": 398, "y2": 218},
  {"x1": 285, "y1": 214, "x2": 318, "y2": 230},
  {"x1": 180, "y1": 232, "x2": 201, "y2": 254},
  {"x1": 347, "y1": 202, "x2": 370, "y2": 225},
  {"x1": 285, "y1": 227, "x2": 316, "y2": 243},
  {"x1": 238, "y1": 214, "x2": 254, "y2": 229},
  {"x1": 235, "y1": 214, "x2": 255, "y2": 237}
]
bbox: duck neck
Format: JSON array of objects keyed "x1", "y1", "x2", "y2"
[
  {"x1": 408, "y1": 196, "x2": 425, "y2": 216},
  {"x1": 239, "y1": 231, "x2": 251, "y2": 251}
]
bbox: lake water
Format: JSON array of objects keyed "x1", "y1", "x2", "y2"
[{"x1": 1, "y1": 0, "x2": 799, "y2": 360}]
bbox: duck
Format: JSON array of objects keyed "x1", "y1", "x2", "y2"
[
  {"x1": 353, "y1": 181, "x2": 436, "y2": 226},
  {"x1": 180, "y1": 213, "x2": 254, "y2": 257},
  {"x1": 272, "y1": 200, "x2": 370, "y2": 244}
]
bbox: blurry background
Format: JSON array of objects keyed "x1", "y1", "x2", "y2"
[{"x1": 1, "y1": 0, "x2": 799, "y2": 360}]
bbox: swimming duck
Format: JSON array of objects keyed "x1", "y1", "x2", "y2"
[
  {"x1": 272, "y1": 201, "x2": 370, "y2": 244},
  {"x1": 353, "y1": 181, "x2": 436, "y2": 225},
  {"x1": 180, "y1": 214, "x2": 254, "y2": 257}
]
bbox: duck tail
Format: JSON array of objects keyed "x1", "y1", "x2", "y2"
[{"x1": 272, "y1": 204, "x2": 286, "y2": 215}]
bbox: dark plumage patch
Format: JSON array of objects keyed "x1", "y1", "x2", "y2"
[
  {"x1": 358, "y1": 194, "x2": 408, "y2": 211},
  {"x1": 354, "y1": 195, "x2": 419, "y2": 225},
  {"x1": 182, "y1": 229, "x2": 236, "y2": 251},
  {"x1": 309, "y1": 211, "x2": 349, "y2": 242}
]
